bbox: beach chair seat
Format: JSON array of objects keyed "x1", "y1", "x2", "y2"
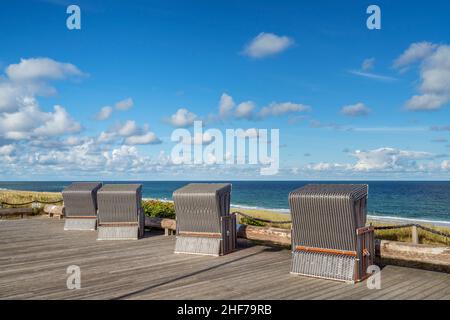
[
  {"x1": 289, "y1": 184, "x2": 375, "y2": 283},
  {"x1": 96, "y1": 184, "x2": 144, "y2": 240},
  {"x1": 62, "y1": 182, "x2": 102, "y2": 231},
  {"x1": 173, "y1": 183, "x2": 236, "y2": 256}
]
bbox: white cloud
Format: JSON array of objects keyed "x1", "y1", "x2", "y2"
[
  {"x1": 95, "y1": 106, "x2": 113, "y2": 120},
  {"x1": 167, "y1": 108, "x2": 198, "y2": 127},
  {"x1": 181, "y1": 132, "x2": 214, "y2": 145},
  {"x1": 405, "y1": 93, "x2": 449, "y2": 111},
  {"x1": 33, "y1": 105, "x2": 82, "y2": 136},
  {"x1": 117, "y1": 120, "x2": 138, "y2": 136},
  {"x1": 219, "y1": 93, "x2": 235, "y2": 117},
  {"x1": 5, "y1": 57, "x2": 84, "y2": 82},
  {"x1": 124, "y1": 132, "x2": 161, "y2": 145},
  {"x1": 341, "y1": 103, "x2": 371, "y2": 117},
  {"x1": 0, "y1": 98, "x2": 81, "y2": 140},
  {"x1": 259, "y1": 102, "x2": 310, "y2": 118},
  {"x1": 362, "y1": 58, "x2": 375, "y2": 71},
  {"x1": 394, "y1": 42, "x2": 438, "y2": 69},
  {"x1": 243, "y1": 32, "x2": 294, "y2": 58},
  {"x1": 235, "y1": 101, "x2": 255, "y2": 119},
  {"x1": 115, "y1": 97, "x2": 134, "y2": 110},
  {"x1": 352, "y1": 147, "x2": 431, "y2": 171},
  {"x1": 441, "y1": 160, "x2": 450, "y2": 170},
  {"x1": 395, "y1": 42, "x2": 450, "y2": 111},
  {"x1": 0, "y1": 144, "x2": 14, "y2": 156},
  {"x1": 306, "y1": 162, "x2": 346, "y2": 171}
]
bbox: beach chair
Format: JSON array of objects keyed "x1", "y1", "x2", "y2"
[
  {"x1": 289, "y1": 184, "x2": 374, "y2": 283},
  {"x1": 62, "y1": 182, "x2": 102, "y2": 231},
  {"x1": 96, "y1": 184, "x2": 144, "y2": 240},
  {"x1": 173, "y1": 183, "x2": 236, "y2": 256}
]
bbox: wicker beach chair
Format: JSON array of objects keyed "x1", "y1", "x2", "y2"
[
  {"x1": 62, "y1": 182, "x2": 102, "y2": 231},
  {"x1": 289, "y1": 184, "x2": 374, "y2": 283},
  {"x1": 96, "y1": 184, "x2": 144, "y2": 240},
  {"x1": 173, "y1": 183, "x2": 236, "y2": 256}
]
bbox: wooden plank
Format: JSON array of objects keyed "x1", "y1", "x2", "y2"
[
  {"x1": 0, "y1": 218, "x2": 449, "y2": 300},
  {"x1": 0, "y1": 208, "x2": 33, "y2": 217}
]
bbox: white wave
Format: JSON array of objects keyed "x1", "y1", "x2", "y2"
[{"x1": 231, "y1": 203, "x2": 290, "y2": 214}]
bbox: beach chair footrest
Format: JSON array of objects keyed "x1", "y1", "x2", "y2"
[
  {"x1": 291, "y1": 250, "x2": 356, "y2": 282},
  {"x1": 175, "y1": 236, "x2": 221, "y2": 256},
  {"x1": 97, "y1": 225, "x2": 139, "y2": 240},
  {"x1": 64, "y1": 218, "x2": 97, "y2": 231}
]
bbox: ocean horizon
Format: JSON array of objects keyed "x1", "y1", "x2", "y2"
[{"x1": 1, "y1": 180, "x2": 449, "y2": 225}]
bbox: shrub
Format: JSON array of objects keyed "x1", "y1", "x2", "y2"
[
  {"x1": 142, "y1": 200, "x2": 175, "y2": 219},
  {"x1": 240, "y1": 216, "x2": 266, "y2": 227}
]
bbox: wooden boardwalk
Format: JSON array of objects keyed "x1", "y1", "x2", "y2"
[{"x1": 0, "y1": 217, "x2": 449, "y2": 300}]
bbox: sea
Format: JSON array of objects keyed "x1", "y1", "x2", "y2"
[{"x1": 1, "y1": 181, "x2": 449, "y2": 225}]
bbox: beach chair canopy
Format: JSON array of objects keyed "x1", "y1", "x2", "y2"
[
  {"x1": 97, "y1": 184, "x2": 143, "y2": 224},
  {"x1": 173, "y1": 183, "x2": 231, "y2": 234},
  {"x1": 62, "y1": 182, "x2": 102, "y2": 217}
]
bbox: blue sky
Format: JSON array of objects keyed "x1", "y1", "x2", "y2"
[{"x1": 0, "y1": 0, "x2": 449, "y2": 180}]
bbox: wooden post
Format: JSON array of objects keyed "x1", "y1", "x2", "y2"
[{"x1": 411, "y1": 225, "x2": 419, "y2": 244}]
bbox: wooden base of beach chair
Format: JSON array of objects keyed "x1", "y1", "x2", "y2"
[
  {"x1": 64, "y1": 217, "x2": 97, "y2": 231},
  {"x1": 97, "y1": 224, "x2": 140, "y2": 240},
  {"x1": 175, "y1": 236, "x2": 222, "y2": 256}
]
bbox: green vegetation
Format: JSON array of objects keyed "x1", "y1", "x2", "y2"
[
  {"x1": 142, "y1": 199, "x2": 175, "y2": 219},
  {"x1": 0, "y1": 190, "x2": 62, "y2": 215}
]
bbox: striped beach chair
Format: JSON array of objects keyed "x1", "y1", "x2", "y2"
[
  {"x1": 62, "y1": 182, "x2": 102, "y2": 231},
  {"x1": 173, "y1": 183, "x2": 236, "y2": 256},
  {"x1": 289, "y1": 184, "x2": 375, "y2": 283},
  {"x1": 96, "y1": 184, "x2": 144, "y2": 240}
]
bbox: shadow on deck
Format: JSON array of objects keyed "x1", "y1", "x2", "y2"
[{"x1": 0, "y1": 218, "x2": 449, "y2": 300}]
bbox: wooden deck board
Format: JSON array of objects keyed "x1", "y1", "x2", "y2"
[{"x1": 0, "y1": 218, "x2": 449, "y2": 300}]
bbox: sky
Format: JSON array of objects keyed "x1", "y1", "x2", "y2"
[{"x1": 0, "y1": 0, "x2": 450, "y2": 180}]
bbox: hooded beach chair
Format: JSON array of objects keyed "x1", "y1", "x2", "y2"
[
  {"x1": 96, "y1": 184, "x2": 144, "y2": 240},
  {"x1": 289, "y1": 184, "x2": 374, "y2": 283},
  {"x1": 62, "y1": 182, "x2": 102, "y2": 231},
  {"x1": 173, "y1": 183, "x2": 236, "y2": 256}
]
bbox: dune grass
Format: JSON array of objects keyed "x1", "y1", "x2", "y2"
[{"x1": 0, "y1": 190, "x2": 62, "y2": 209}]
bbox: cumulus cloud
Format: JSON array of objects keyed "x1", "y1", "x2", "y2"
[
  {"x1": 181, "y1": 132, "x2": 214, "y2": 145},
  {"x1": 0, "y1": 98, "x2": 81, "y2": 140},
  {"x1": 396, "y1": 42, "x2": 450, "y2": 111},
  {"x1": 352, "y1": 147, "x2": 431, "y2": 171},
  {"x1": 0, "y1": 144, "x2": 15, "y2": 156},
  {"x1": 234, "y1": 101, "x2": 256, "y2": 119},
  {"x1": 259, "y1": 102, "x2": 310, "y2": 118},
  {"x1": 394, "y1": 42, "x2": 438, "y2": 69},
  {"x1": 166, "y1": 108, "x2": 198, "y2": 127},
  {"x1": 340, "y1": 103, "x2": 371, "y2": 117},
  {"x1": 115, "y1": 120, "x2": 137, "y2": 136},
  {"x1": 115, "y1": 97, "x2": 134, "y2": 110},
  {"x1": 33, "y1": 105, "x2": 82, "y2": 136},
  {"x1": 124, "y1": 132, "x2": 161, "y2": 145},
  {"x1": 5, "y1": 57, "x2": 84, "y2": 82},
  {"x1": 243, "y1": 32, "x2": 294, "y2": 58},
  {"x1": 98, "y1": 120, "x2": 161, "y2": 145},
  {"x1": 219, "y1": 93, "x2": 235, "y2": 118},
  {"x1": 0, "y1": 58, "x2": 84, "y2": 143},
  {"x1": 95, "y1": 106, "x2": 113, "y2": 120}
]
